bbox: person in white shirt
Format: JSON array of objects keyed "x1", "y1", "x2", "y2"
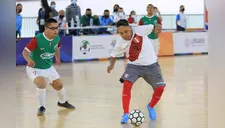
[
  {"x1": 54, "y1": 10, "x2": 67, "y2": 36},
  {"x1": 107, "y1": 19, "x2": 166, "y2": 123},
  {"x1": 113, "y1": 7, "x2": 126, "y2": 23},
  {"x1": 176, "y1": 5, "x2": 187, "y2": 31}
]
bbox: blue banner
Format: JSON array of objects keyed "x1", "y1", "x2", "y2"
[{"x1": 16, "y1": 36, "x2": 73, "y2": 65}]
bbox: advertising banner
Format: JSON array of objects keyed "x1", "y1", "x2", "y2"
[
  {"x1": 173, "y1": 32, "x2": 208, "y2": 54},
  {"x1": 158, "y1": 32, "x2": 174, "y2": 56},
  {"x1": 72, "y1": 35, "x2": 123, "y2": 61}
]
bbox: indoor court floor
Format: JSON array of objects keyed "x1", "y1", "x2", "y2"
[{"x1": 16, "y1": 55, "x2": 208, "y2": 128}]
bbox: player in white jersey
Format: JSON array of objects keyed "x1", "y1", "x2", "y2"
[{"x1": 107, "y1": 19, "x2": 166, "y2": 123}]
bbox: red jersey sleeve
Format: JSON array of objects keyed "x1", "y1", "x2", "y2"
[
  {"x1": 25, "y1": 37, "x2": 38, "y2": 52},
  {"x1": 157, "y1": 17, "x2": 162, "y2": 25},
  {"x1": 58, "y1": 42, "x2": 61, "y2": 48},
  {"x1": 138, "y1": 19, "x2": 143, "y2": 25}
]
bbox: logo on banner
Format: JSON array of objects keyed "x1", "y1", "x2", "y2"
[
  {"x1": 111, "y1": 40, "x2": 116, "y2": 47},
  {"x1": 184, "y1": 38, "x2": 205, "y2": 47},
  {"x1": 80, "y1": 40, "x2": 90, "y2": 55}
]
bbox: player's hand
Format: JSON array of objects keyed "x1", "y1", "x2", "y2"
[
  {"x1": 153, "y1": 24, "x2": 162, "y2": 34},
  {"x1": 27, "y1": 60, "x2": 35, "y2": 67},
  {"x1": 107, "y1": 65, "x2": 114, "y2": 73},
  {"x1": 56, "y1": 58, "x2": 61, "y2": 65}
]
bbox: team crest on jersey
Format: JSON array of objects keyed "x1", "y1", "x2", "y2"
[
  {"x1": 124, "y1": 73, "x2": 129, "y2": 78},
  {"x1": 133, "y1": 37, "x2": 141, "y2": 43}
]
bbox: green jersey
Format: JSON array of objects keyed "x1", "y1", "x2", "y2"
[
  {"x1": 25, "y1": 33, "x2": 60, "y2": 69},
  {"x1": 138, "y1": 15, "x2": 162, "y2": 39}
]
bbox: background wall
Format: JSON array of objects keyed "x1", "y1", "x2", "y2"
[{"x1": 16, "y1": 0, "x2": 204, "y2": 17}]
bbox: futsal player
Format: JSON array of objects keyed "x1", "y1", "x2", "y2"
[
  {"x1": 107, "y1": 19, "x2": 166, "y2": 123},
  {"x1": 22, "y1": 18, "x2": 75, "y2": 116}
]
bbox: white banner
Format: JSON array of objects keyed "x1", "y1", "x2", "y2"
[
  {"x1": 72, "y1": 35, "x2": 123, "y2": 60},
  {"x1": 173, "y1": 32, "x2": 208, "y2": 54}
]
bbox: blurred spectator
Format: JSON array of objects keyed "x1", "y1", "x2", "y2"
[
  {"x1": 80, "y1": 8, "x2": 100, "y2": 35},
  {"x1": 128, "y1": 10, "x2": 137, "y2": 24},
  {"x1": 176, "y1": 5, "x2": 187, "y2": 31},
  {"x1": 154, "y1": 7, "x2": 162, "y2": 21},
  {"x1": 98, "y1": 9, "x2": 113, "y2": 34},
  {"x1": 54, "y1": 10, "x2": 67, "y2": 36},
  {"x1": 36, "y1": 0, "x2": 53, "y2": 33},
  {"x1": 66, "y1": 0, "x2": 81, "y2": 35},
  {"x1": 112, "y1": 4, "x2": 120, "y2": 18},
  {"x1": 113, "y1": 7, "x2": 126, "y2": 23},
  {"x1": 16, "y1": 3, "x2": 23, "y2": 42},
  {"x1": 50, "y1": 1, "x2": 58, "y2": 18}
]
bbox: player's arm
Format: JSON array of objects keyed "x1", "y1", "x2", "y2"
[
  {"x1": 155, "y1": 17, "x2": 163, "y2": 36},
  {"x1": 55, "y1": 42, "x2": 61, "y2": 64},
  {"x1": 22, "y1": 38, "x2": 37, "y2": 67},
  {"x1": 137, "y1": 24, "x2": 161, "y2": 36},
  {"x1": 176, "y1": 14, "x2": 180, "y2": 25},
  {"x1": 138, "y1": 18, "x2": 143, "y2": 25},
  {"x1": 107, "y1": 41, "x2": 124, "y2": 73}
]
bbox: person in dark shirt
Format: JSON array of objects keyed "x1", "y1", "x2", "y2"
[
  {"x1": 36, "y1": 0, "x2": 53, "y2": 33},
  {"x1": 80, "y1": 8, "x2": 100, "y2": 35}
]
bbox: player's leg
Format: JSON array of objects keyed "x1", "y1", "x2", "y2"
[
  {"x1": 48, "y1": 67, "x2": 75, "y2": 109},
  {"x1": 119, "y1": 64, "x2": 140, "y2": 124},
  {"x1": 26, "y1": 66, "x2": 47, "y2": 116},
  {"x1": 143, "y1": 62, "x2": 166, "y2": 120}
]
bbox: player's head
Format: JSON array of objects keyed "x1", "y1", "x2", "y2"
[
  {"x1": 116, "y1": 19, "x2": 133, "y2": 40},
  {"x1": 45, "y1": 18, "x2": 59, "y2": 38},
  {"x1": 147, "y1": 4, "x2": 154, "y2": 15}
]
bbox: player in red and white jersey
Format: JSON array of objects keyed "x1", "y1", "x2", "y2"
[{"x1": 107, "y1": 19, "x2": 166, "y2": 123}]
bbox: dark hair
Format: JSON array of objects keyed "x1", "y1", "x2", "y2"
[
  {"x1": 116, "y1": 19, "x2": 129, "y2": 28},
  {"x1": 45, "y1": 18, "x2": 58, "y2": 27},
  {"x1": 86, "y1": 8, "x2": 91, "y2": 11},
  {"x1": 104, "y1": 9, "x2": 109, "y2": 12},
  {"x1": 50, "y1": 1, "x2": 56, "y2": 5},
  {"x1": 16, "y1": 3, "x2": 22, "y2": 7}
]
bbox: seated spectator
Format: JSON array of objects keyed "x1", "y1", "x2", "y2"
[
  {"x1": 112, "y1": 4, "x2": 120, "y2": 20},
  {"x1": 128, "y1": 10, "x2": 137, "y2": 24},
  {"x1": 98, "y1": 9, "x2": 113, "y2": 34},
  {"x1": 113, "y1": 7, "x2": 126, "y2": 23},
  {"x1": 54, "y1": 10, "x2": 67, "y2": 36},
  {"x1": 80, "y1": 8, "x2": 100, "y2": 35}
]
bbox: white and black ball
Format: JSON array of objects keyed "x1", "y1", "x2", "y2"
[{"x1": 129, "y1": 109, "x2": 145, "y2": 127}]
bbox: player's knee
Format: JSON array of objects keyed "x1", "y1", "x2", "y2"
[
  {"x1": 51, "y1": 79, "x2": 63, "y2": 90},
  {"x1": 34, "y1": 77, "x2": 46, "y2": 89}
]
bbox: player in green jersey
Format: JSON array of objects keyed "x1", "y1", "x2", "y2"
[
  {"x1": 22, "y1": 18, "x2": 75, "y2": 116},
  {"x1": 138, "y1": 4, "x2": 162, "y2": 56}
]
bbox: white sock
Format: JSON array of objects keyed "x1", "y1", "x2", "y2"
[
  {"x1": 36, "y1": 88, "x2": 46, "y2": 108},
  {"x1": 56, "y1": 87, "x2": 67, "y2": 103}
]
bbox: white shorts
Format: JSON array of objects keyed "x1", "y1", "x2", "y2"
[
  {"x1": 26, "y1": 66, "x2": 60, "y2": 84},
  {"x1": 150, "y1": 39, "x2": 160, "y2": 56}
]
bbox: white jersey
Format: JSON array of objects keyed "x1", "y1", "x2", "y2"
[{"x1": 111, "y1": 25, "x2": 157, "y2": 66}]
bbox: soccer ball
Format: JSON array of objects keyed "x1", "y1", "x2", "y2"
[{"x1": 129, "y1": 109, "x2": 145, "y2": 127}]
